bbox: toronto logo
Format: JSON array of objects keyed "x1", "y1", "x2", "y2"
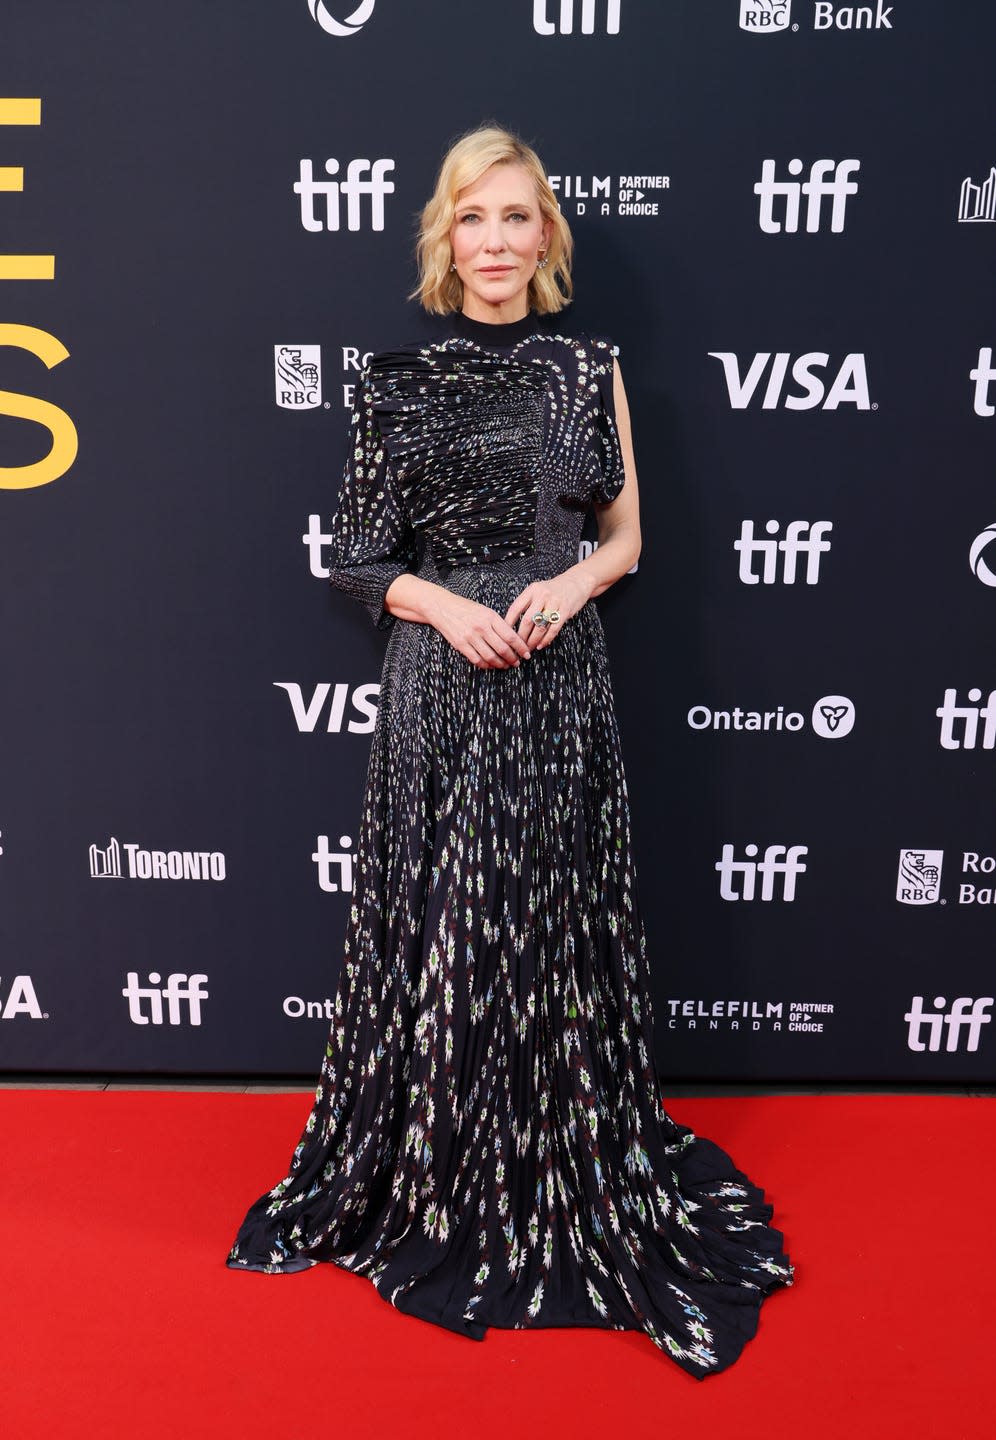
[
  {"x1": 958, "y1": 168, "x2": 996, "y2": 223},
  {"x1": 307, "y1": 1, "x2": 375, "y2": 36}
]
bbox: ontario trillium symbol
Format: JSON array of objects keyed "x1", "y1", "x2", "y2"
[{"x1": 819, "y1": 704, "x2": 850, "y2": 733}]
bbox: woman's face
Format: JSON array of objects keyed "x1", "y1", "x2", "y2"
[{"x1": 449, "y1": 162, "x2": 553, "y2": 321}]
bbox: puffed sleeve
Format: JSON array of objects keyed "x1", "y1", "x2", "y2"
[
  {"x1": 327, "y1": 364, "x2": 418, "y2": 631},
  {"x1": 588, "y1": 334, "x2": 627, "y2": 505}
]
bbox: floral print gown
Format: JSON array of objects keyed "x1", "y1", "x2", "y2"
[{"x1": 225, "y1": 307, "x2": 795, "y2": 1379}]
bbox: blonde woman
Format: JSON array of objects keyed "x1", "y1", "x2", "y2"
[{"x1": 226, "y1": 123, "x2": 794, "y2": 1378}]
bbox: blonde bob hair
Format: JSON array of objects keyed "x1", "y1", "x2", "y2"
[{"x1": 409, "y1": 123, "x2": 573, "y2": 316}]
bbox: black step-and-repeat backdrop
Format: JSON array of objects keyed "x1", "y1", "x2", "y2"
[{"x1": 2, "y1": 1, "x2": 995, "y2": 1082}]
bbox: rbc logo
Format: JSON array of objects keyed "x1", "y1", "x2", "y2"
[
  {"x1": 716, "y1": 844, "x2": 808, "y2": 901},
  {"x1": 896, "y1": 849, "x2": 943, "y2": 905},
  {"x1": 740, "y1": 1, "x2": 791, "y2": 33},
  {"x1": 122, "y1": 973, "x2": 209, "y2": 1026},
  {"x1": 755, "y1": 159, "x2": 861, "y2": 233},
  {"x1": 275, "y1": 346, "x2": 322, "y2": 410}
]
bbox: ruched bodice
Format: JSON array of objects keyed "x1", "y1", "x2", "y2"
[{"x1": 325, "y1": 315, "x2": 626, "y2": 626}]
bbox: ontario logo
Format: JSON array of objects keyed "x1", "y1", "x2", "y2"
[
  {"x1": 275, "y1": 346, "x2": 322, "y2": 410},
  {"x1": 896, "y1": 849, "x2": 943, "y2": 906},
  {"x1": 307, "y1": 1, "x2": 375, "y2": 37},
  {"x1": 740, "y1": 1, "x2": 792, "y2": 33}
]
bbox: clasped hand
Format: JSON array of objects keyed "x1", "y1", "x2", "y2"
[{"x1": 433, "y1": 572, "x2": 593, "y2": 670}]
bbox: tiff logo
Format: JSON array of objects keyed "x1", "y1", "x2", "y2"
[
  {"x1": 295, "y1": 158, "x2": 395, "y2": 232},
  {"x1": 755, "y1": 159, "x2": 860, "y2": 233},
  {"x1": 905, "y1": 996, "x2": 992, "y2": 1053},
  {"x1": 959, "y1": 169, "x2": 996, "y2": 223},
  {"x1": 313, "y1": 834, "x2": 357, "y2": 892},
  {"x1": 716, "y1": 844, "x2": 808, "y2": 901},
  {"x1": 735, "y1": 521, "x2": 832, "y2": 585},
  {"x1": 708, "y1": 352, "x2": 871, "y2": 409},
  {"x1": 971, "y1": 348, "x2": 995, "y2": 416},
  {"x1": 122, "y1": 973, "x2": 209, "y2": 1026},
  {"x1": 936, "y1": 689, "x2": 996, "y2": 750},
  {"x1": 533, "y1": 0, "x2": 621, "y2": 33}
]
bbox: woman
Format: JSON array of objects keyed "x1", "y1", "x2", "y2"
[{"x1": 226, "y1": 123, "x2": 794, "y2": 1379}]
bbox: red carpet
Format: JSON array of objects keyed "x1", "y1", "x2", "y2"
[{"x1": 3, "y1": 1090, "x2": 990, "y2": 1439}]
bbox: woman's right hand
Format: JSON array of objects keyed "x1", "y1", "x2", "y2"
[{"x1": 429, "y1": 590, "x2": 533, "y2": 670}]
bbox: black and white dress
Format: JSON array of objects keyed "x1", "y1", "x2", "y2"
[{"x1": 226, "y1": 307, "x2": 795, "y2": 1378}]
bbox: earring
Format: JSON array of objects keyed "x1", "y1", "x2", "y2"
[
  {"x1": 536, "y1": 254, "x2": 549, "y2": 269},
  {"x1": 449, "y1": 262, "x2": 457, "y2": 272}
]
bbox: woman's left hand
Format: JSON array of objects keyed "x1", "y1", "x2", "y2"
[{"x1": 503, "y1": 571, "x2": 594, "y2": 652}]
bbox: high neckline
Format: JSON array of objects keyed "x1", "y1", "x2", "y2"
[{"x1": 448, "y1": 308, "x2": 541, "y2": 345}]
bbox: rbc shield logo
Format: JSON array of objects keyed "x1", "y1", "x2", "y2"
[
  {"x1": 896, "y1": 850, "x2": 944, "y2": 906},
  {"x1": 275, "y1": 346, "x2": 322, "y2": 410},
  {"x1": 740, "y1": 0, "x2": 791, "y2": 32}
]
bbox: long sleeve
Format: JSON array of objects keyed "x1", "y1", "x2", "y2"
[
  {"x1": 589, "y1": 335, "x2": 627, "y2": 505},
  {"x1": 327, "y1": 364, "x2": 419, "y2": 631}
]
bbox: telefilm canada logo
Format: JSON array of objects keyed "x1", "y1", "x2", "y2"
[
  {"x1": 959, "y1": 169, "x2": 996, "y2": 223},
  {"x1": 666, "y1": 997, "x2": 835, "y2": 1034},
  {"x1": 534, "y1": 0, "x2": 622, "y2": 35},
  {"x1": 689, "y1": 695, "x2": 854, "y2": 739},
  {"x1": 275, "y1": 346, "x2": 322, "y2": 410},
  {"x1": 755, "y1": 159, "x2": 861, "y2": 233},
  {"x1": 294, "y1": 158, "x2": 395, "y2": 232},
  {"x1": 307, "y1": 1, "x2": 375, "y2": 36},
  {"x1": 896, "y1": 849, "x2": 996, "y2": 906},
  {"x1": 709, "y1": 353, "x2": 873, "y2": 409},
  {"x1": 89, "y1": 837, "x2": 226, "y2": 882},
  {"x1": 905, "y1": 996, "x2": 992, "y2": 1054},
  {"x1": 547, "y1": 171, "x2": 669, "y2": 219}
]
